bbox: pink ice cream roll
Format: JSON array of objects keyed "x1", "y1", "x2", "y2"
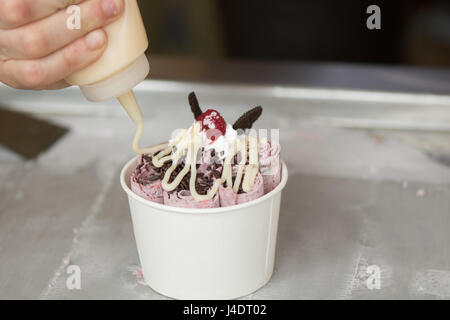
[
  {"x1": 219, "y1": 171, "x2": 264, "y2": 207},
  {"x1": 259, "y1": 140, "x2": 281, "y2": 194},
  {"x1": 131, "y1": 155, "x2": 164, "y2": 204},
  {"x1": 163, "y1": 189, "x2": 220, "y2": 208}
]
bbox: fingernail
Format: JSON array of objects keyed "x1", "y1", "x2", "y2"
[
  {"x1": 85, "y1": 29, "x2": 106, "y2": 50},
  {"x1": 102, "y1": 0, "x2": 123, "y2": 18}
]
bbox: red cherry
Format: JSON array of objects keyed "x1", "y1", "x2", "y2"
[{"x1": 197, "y1": 109, "x2": 226, "y2": 138}]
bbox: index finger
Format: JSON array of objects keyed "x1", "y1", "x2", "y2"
[{"x1": 0, "y1": 0, "x2": 86, "y2": 30}]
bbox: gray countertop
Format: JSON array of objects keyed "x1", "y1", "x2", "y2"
[{"x1": 0, "y1": 59, "x2": 449, "y2": 299}]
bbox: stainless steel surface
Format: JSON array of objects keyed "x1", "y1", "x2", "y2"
[{"x1": 0, "y1": 62, "x2": 450, "y2": 299}]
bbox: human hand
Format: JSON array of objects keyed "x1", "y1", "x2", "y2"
[{"x1": 0, "y1": 0, "x2": 123, "y2": 90}]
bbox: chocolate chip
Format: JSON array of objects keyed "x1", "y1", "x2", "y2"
[{"x1": 142, "y1": 154, "x2": 152, "y2": 163}]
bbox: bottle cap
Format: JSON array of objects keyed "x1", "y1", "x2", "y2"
[{"x1": 79, "y1": 54, "x2": 150, "y2": 102}]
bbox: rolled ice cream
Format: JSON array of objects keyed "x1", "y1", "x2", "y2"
[{"x1": 130, "y1": 92, "x2": 283, "y2": 208}]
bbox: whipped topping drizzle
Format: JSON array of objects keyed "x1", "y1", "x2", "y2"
[
  {"x1": 151, "y1": 121, "x2": 259, "y2": 201},
  {"x1": 232, "y1": 137, "x2": 247, "y2": 192},
  {"x1": 242, "y1": 135, "x2": 259, "y2": 192},
  {"x1": 118, "y1": 91, "x2": 169, "y2": 155}
]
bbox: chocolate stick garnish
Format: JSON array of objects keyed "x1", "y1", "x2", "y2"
[
  {"x1": 232, "y1": 106, "x2": 263, "y2": 130},
  {"x1": 188, "y1": 92, "x2": 203, "y2": 119}
]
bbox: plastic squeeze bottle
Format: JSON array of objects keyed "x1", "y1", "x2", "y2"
[{"x1": 65, "y1": 0, "x2": 159, "y2": 154}]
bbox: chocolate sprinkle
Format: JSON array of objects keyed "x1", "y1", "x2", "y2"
[
  {"x1": 212, "y1": 170, "x2": 222, "y2": 179},
  {"x1": 142, "y1": 154, "x2": 152, "y2": 163},
  {"x1": 167, "y1": 169, "x2": 216, "y2": 196},
  {"x1": 148, "y1": 174, "x2": 160, "y2": 182},
  {"x1": 188, "y1": 92, "x2": 203, "y2": 119},
  {"x1": 232, "y1": 106, "x2": 263, "y2": 130},
  {"x1": 230, "y1": 174, "x2": 247, "y2": 194},
  {"x1": 139, "y1": 154, "x2": 217, "y2": 196}
]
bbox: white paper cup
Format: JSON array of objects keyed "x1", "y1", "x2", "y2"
[{"x1": 120, "y1": 156, "x2": 288, "y2": 299}]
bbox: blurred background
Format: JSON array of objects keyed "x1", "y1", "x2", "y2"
[{"x1": 138, "y1": 0, "x2": 450, "y2": 68}]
